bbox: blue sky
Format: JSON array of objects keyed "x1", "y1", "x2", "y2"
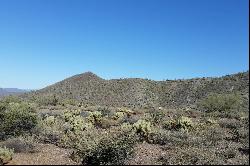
[{"x1": 0, "y1": 0, "x2": 249, "y2": 89}]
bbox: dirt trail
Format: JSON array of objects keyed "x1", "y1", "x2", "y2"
[{"x1": 6, "y1": 143, "x2": 78, "y2": 165}]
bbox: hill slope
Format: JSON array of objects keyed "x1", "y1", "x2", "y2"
[{"x1": 25, "y1": 71, "x2": 249, "y2": 108}]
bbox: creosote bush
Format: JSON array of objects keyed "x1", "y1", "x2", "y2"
[
  {"x1": 35, "y1": 95, "x2": 58, "y2": 106},
  {"x1": 0, "y1": 138, "x2": 35, "y2": 153},
  {"x1": 0, "y1": 102, "x2": 38, "y2": 139},
  {"x1": 148, "y1": 108, "x2": 165, "y2": 124},
  {"x1": 62, "y1": 126, "x2": 137, "y2": 165},
  {"x1": 198, "y1": 92, "x2": 242, "y2": 113}
]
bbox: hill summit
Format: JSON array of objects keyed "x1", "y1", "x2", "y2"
[{"x1": 26, "y1": 71, "x2": 249, "y2": 109}]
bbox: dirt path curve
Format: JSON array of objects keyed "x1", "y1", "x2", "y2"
[{"x1": 6, "y1": 143, "x2": 78, "y2": 165}]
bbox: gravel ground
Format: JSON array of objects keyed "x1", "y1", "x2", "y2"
[
  {"x1": 125, "y1": 142, "x2": 164, "y2": 165},
  {"x1": 6, "y1": 143, "x2": 78, "y2": 165}
]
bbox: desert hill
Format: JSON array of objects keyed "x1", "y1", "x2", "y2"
[{"x1": 25, "y1": 71, "x2": 249, "y2": 108}]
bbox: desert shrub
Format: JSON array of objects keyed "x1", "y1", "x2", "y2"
[
  {"x1": 163, "y1": 116, "x2": 194, "y2": 131},
  {"x1": 81, "y1": 131, "x2": 136, "y2": 165},
  {"x1": 35, "y1": 115, "x2": 66, "y2": 145},
  {"x1": 208, "y1": 109, "x2": 246, "y2": 119},
  {"x1": 122, "y1": 115, "x2": 140, "y2": 124},
  {"x1": 60, "y1": 126, "x2": 98, "y2": 150},
  {"x1": 198, "y1": 126, "x2": 228, "y2": 146},
  {"x1": 149, "y1": 127, "x2": 202, "y2": 147},
  {"x1": 0, "y1": 96, "x2": 22, "y2": 104},
  {"x1": 35, "y1": 95, "x2": 58, "y2": 106},
  {"x1": 198, "y1": 92, "x2": 242, "y2": 113},
  {"x1": 63, "y1": 127, "x2": 137, "y2": 165},
  {"x1": 148, "y1": 128, "x2": 170, "y2": 145},
  {"x1": 60, "y1": 99, "x2": 78, "y2": 106},
  {"x1": 98, "y1": 118, "x2": 118, "y2": 129},
  {"x1": 236, "y1": 127, "x2": 249, "y2": 144},
  {"x1": 97, "y1": 107, "x2": 112, "y2": 117},
  {"x1": 0, "y1": 138, "x2": 35, "y2": 153},
  {"x1": 0, "y1": 102, "x2": 38, "y2": 138},
  {"x1": 41, "y1": 111, "x2": 92, "y2": 143},
  {"x1": 0, "y1": 147, "x2": 14, "y2": 165},
  {"x1": 218, "y1": 118, "x2": 242, "y2": 130},
  {"x1": 148, "y1": 109, "x2": 165, "y2": 124}
]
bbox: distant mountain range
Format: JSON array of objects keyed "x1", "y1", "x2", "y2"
[
  {"x1": 0, "y1": 88, "x2": 30, "y2": 97},
  {"x1": 24, "y1": 71, "x2": 249, "y2": 109}
]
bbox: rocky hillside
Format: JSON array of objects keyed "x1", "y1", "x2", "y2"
[{"x1": 25, "y1": 71, "x2": 249, "y2": 109}]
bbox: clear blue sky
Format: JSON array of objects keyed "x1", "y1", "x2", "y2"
[{"x1": 0, "y1": 0, "x2": 249, "y2": 89}]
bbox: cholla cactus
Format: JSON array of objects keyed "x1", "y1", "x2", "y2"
[
  {"x1": 133, "y1": 120, "x2": 152, "y2": 137},
  {"x1": 63, "y1": 110, "x2": 81, "y2": 122},
  {"x1": 206, "y1": 118, "x2": 217, "y2": 125},
  {"x1": 163, "y1": 119, "x2": 176, "y2": 130},
  {"x1": 121, "y1": 123, "x2": 133, "y2": 131},
  {"x1": 87, "y1": 111, "x2": 102, "y2": 124},
  {"x1": 71, "y1": 115, "x2": 85, "y2": 131},
  {"x1": 44, "y1": 116, "x2": 56, "y2": 125},
  {"x1": 118, "y1": 108, "x2": 135, "y2": 114},
  {"x1": 164, "y1": 116, "x2": 194, "y2": 131},
  {"x1": 113, "y1": 112, "x2": 126, "y2": 120},
  {"x1": 177, "y1": 116, "x2": 193, "y2": 131},
  {"x1": 0, "y1": 147, "x2": 14, "y2": 165},
  {"x1": 63, "y1": 110, "x2": 88, "y2": 132}
]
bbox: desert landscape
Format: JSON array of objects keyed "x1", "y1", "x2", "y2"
[{"x1": 0, "y1": 0, "x2": 248, "y2": 165}]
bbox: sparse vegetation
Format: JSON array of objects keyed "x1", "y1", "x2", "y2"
[{"x1": 0, "y1": 71, "x2": 248, "y2": 165}]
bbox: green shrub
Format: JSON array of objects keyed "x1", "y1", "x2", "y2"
[
  {"x1": 97, "y1": 107, "x2": 113, "y2": 117},
  {"x1": 148, "y1": 109, "x2": 165, "y2": 124},
  {"x1": 0, "y1": 147, "x2": 14, "y2": 165},
  {"x1": 98, "y1": 118, "x2": 118, "y2": 129},
  {"x1": 0, "y1": 102, "x2": 38, "y2": 138},
  {"x1": 149, "y1": 129, "x2": 190, "y2": 146},
  {"x1": 60, "y1": 99, "x2": 78, "y2": 106},
  {"x1": 35, "y1": 115, "x2": 65, "y2": 144},
  {"x1": 35, "y1": 95, "x2": 58, "y2": 106},
  {"x1": 148, "y1": 128, "x2": 170, "y2": 145},
  {"x1": 198, "y1": 93, "x2": 242, "y2": 113},
  {"x1": 0, "y1": 96, "x2": 22, "y2": 104},
  {"x1": 61, "y1": 125, "x2": 137, "y2": 165},
  {"x1": 83, "y1": 132, "x2": 136, "y2": 165}
]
